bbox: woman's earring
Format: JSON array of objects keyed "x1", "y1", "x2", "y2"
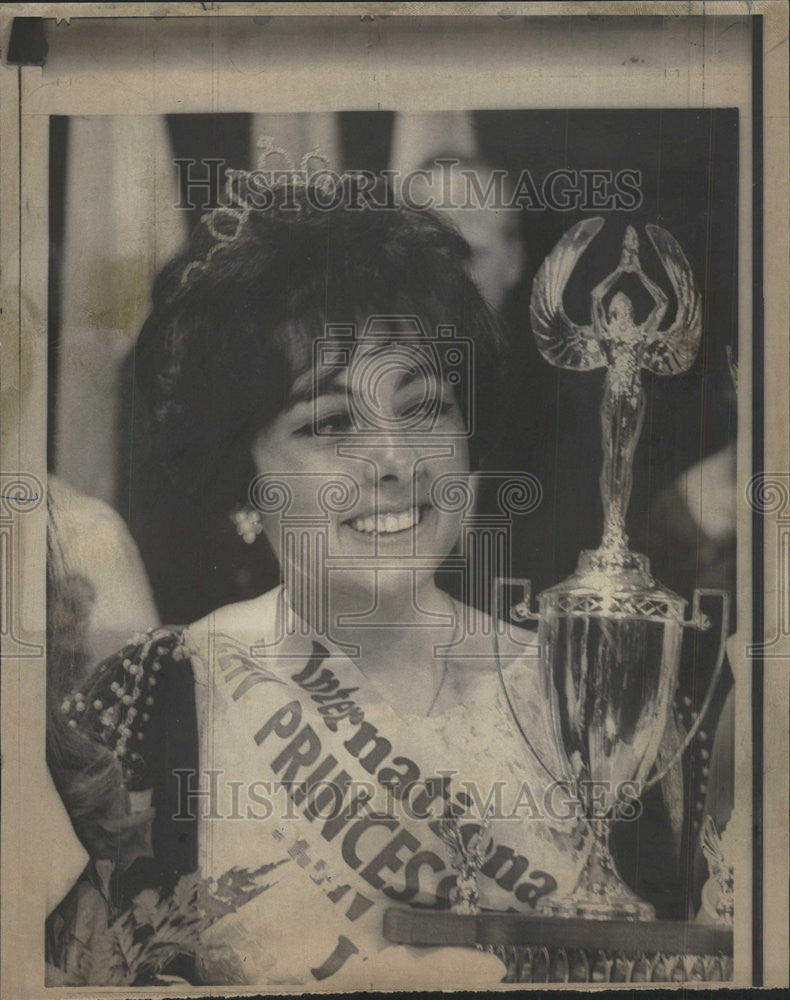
[{"x1": 230, "y1": 506, "x2": 263, "y2": 544}]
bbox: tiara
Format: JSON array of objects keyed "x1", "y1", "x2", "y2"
[
  {"x1": 253, "y1": 134, "x2": 334, "y2": 181},
  {"x1": 179, "y1": 135, "x2": 340, "y2": 290}
]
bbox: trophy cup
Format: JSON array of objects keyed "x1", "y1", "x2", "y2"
[{"x1": 504, "y1": 218, "x2": 730, "y2": 921}]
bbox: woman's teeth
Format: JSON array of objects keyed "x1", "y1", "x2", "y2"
[{"x1": 348, "y1": 507, "x2": 421, "y2": 535}]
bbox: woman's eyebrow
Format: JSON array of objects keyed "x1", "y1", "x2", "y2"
[
  {"x1": 287, "y1": 371, "x2": 349, "y2": 406},
  {"x1": 287, "y1": 364, "x2": 436, "y2": 407}
]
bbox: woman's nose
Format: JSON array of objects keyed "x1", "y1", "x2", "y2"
[
  {"x1": 336, "y1": 432, "x2": 421, "y2": 490},
  {"x1": 366, "y1": 433, "x2": 421, "y2": 486}
]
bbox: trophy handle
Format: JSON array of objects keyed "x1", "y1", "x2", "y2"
[
  {"x1": 493, "y1": 578, "x2": 568, "y2": 786},
  {"x1": 494, "y1": 577, "x2": 537, "y2": 625},
  {"x1": 642, "y1": 588, "x2": 731, "y2": 793}
]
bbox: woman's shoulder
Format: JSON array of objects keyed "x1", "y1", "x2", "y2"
[
  {"x1": 64, "y1": 587, "x2": 287, "y2": 710},
  {"x1": 187, "y1": 586, "x2": 281, "y2": 633},
  {"x1": 184, "y1": 586, "x2": 285, "y2": 655}
]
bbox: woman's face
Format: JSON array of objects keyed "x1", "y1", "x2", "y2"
[{"x1": 249, "y1": 341, "x2": 471, "y2": 603}]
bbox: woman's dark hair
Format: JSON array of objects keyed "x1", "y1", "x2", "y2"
[{"x1": 135, "y1": 177, "x2": 513, "y2": 511}]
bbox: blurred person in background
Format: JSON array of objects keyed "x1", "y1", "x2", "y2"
[{"x1": 407, "y1": 156, "x2": 525, "y2": 313}]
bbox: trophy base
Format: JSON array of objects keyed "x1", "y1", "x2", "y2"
[
  {"x1": 539, "y1": 892, "x2": 655, "y2": 922},
  {"x1": 540, "y1": 819, "x2": 656, "y2": 922}
]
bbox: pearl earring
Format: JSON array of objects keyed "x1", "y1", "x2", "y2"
[{"x1": 230, "y1": 506, "x2": 263, "y2": 544}]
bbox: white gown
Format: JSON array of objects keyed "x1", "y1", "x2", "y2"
[{"x1": 182, "y1": 586, "x2": 589, "y2": 989}]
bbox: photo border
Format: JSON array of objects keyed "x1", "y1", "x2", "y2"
[{"x1": 1, "y1": 3, "x2": 787, "y2": 994}]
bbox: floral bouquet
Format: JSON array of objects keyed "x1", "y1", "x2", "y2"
[{"x1": 47, "y1": 860, "x2": 284, "y2": 986}]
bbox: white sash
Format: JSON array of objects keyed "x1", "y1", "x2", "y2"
[{"x1": 184, "y1": 588, "x2": 587, "y2": 987}]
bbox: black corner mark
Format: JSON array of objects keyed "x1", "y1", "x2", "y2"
[{"x1": 6, "y1": 18, "x2": 48, "y2": 67}]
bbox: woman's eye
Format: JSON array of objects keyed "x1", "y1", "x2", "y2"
[
  {"x1": 295, "y1": 411, "x2": 353, "y2": 436},
  {"x1": 399, "y1": 397, "x2": 455, "y2": 421}
]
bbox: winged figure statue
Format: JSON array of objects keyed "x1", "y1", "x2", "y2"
[{"x1": 530, "y1": 218, "x2": 702, "y2": 552}]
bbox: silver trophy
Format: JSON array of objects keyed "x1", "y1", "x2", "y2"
[{"x1": 506, "y1": 219, "x2": 729, "y2": 920}]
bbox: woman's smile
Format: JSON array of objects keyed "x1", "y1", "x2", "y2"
[
  {"x1": 250, "y1": 346, "x2": 470, "y2": 575},
  {"x1": 344, "y1": 503, "x2": 429, "y2": 536},
  {"x1": 339, "y1": 502, "x2": 445, "y2": 556}
]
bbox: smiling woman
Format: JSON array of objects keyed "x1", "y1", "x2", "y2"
[
  {"x1": 135, "y1": 176, "x2": 507, "y2": 509},
  {"x1": 46, "y1": 174, "x2": 589, "y2": 988}
]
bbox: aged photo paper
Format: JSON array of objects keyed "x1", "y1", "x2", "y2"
[{"x1": 1, "y1": 2, "x2": 788, "y2": 994}]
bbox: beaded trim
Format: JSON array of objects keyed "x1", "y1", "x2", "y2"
[{"x1": 60, "y1": 627, "x2": 188, "y2": 781}]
